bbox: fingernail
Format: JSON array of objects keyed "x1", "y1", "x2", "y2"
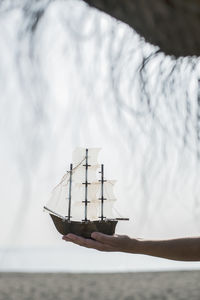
[
  {"x1": 67, "y1": 234, "x2": 74, "y2": 239},
  {"x1": 91, "y1": 232, "x2": 98, "y2": 238}
]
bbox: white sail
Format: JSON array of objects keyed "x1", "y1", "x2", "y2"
[
  {"x1": 72, "y1": 183, "x2": 99, "y2": 202},
  {"x1": 70, "y1": 183, "x2": 100, "y2": 220},
  {"x1": 70, "y1": 201, "x2": 84, "y2": 221},
  {"x1": 87, "y1": 201, "x2": 101, "y2": 221},
  {"x1": 72, "y1": 165, "x2": 99, "y2": 183},
  {"x1": 88, "y1": 180, "x2": 117, "y2": 219},
  {"x1": 104, "y1": 180, "x2": 117, "y2": 201},
  {"x1": 72, "y1": 147, "x2": 101, "y2": 166},
  {"x1": 101, "y1": 181, "x2": 117, "y2": 219},
  {"x1": 103, "y1": 200, "x2": 116, "y2": 219},
  {"x1": 94, "y1": 180, "x2": 117, "y2": 201},
  {"x1": 44, "y1": 173, "x2": 70, "y2": 218}
]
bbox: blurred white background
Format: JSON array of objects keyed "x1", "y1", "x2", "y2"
[{"x1": 1, "y1": 0, "x2": 200, "y2": 272}]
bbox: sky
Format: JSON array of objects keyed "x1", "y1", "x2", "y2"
[{"x1": 1, "y1": 0, "x2": 200, "y2": 271}]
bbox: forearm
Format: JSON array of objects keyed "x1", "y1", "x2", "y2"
[
  {"x1": 132, "y1": 237, "x2": 200, "y2": 261},
  {"x1": 63, "y1": 232, "x2": 200, "y2": 261}
]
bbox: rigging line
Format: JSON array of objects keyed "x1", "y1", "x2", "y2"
[
  {"x1": 67, "y1": 163, "x2": 73, "y2": 220},
  {"x1": 52, "y1": 173, "x2": 69, "y2": 191},
  {"x1": 71, "y1": 156, "x2": 86, "y2": 173},
  {"x1": 52, "y1": 156, "x2": 86, "y2": 190},
  {"x1": 43, "y1": 206, "x2": 65, "y2": 219}
]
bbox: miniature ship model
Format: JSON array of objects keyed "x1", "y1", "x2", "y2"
[{"x1": 44, "y1": 148, "x2": 128, "y2": 238}]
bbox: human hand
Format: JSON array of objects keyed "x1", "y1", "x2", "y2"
[{"x1": 62, "y1": 232, "x2": 139, "y2": 253}]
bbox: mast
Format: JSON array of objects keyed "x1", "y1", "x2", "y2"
[
  {"x1": 67, "y1": 163, "x2": 73, "y2": 221},
  {"x1": 83, "y1": 148, "x2": 90, "y2": 221},
  {"x1": 99, "y1": 164, "x2": 106, "y2": 221}
]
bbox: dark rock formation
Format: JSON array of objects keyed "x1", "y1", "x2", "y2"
[{"x1": 81, "y1": 0, "x2": 200, "y2": 57}]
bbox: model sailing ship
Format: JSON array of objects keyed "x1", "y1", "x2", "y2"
[{"x1": 44, "y1": 148, "x2": 129, "y2": 238}]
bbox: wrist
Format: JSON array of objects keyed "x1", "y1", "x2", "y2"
[
  {"x1": 134, "y1": 239, "x2": 146, "y2": 255},
  {"x1": 133, "y1": 239, "x2": 159, "y2": 257},
  {"x1": 122, "y1": 237, "x2": 144, "y2": 254}
]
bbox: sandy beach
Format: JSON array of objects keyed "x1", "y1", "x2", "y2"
[{"x1": 0, "y1": 271, "x2": 200, "y2": 300}]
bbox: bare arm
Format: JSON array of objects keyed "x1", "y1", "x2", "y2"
[
  {"x1": 62, "y1": 233, "x2": 200, "y2": 261},
  {"x1": 138, "y1": 237, "x2": 200, "y2": 261}
]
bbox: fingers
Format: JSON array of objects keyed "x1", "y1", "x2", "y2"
[
  {"x1": 62, "y1": 233, "x2": 132, "y2": 253},
  {"x1": 62, "y1": 234, "x2": 112, "y2": 251},
  {"x1": 91, "y1": 232, "x2": 118, "y2": 244}
]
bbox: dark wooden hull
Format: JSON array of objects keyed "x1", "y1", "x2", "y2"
[{"x1": 50, "y1": 214, "x2": 118, "y2": 238}]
